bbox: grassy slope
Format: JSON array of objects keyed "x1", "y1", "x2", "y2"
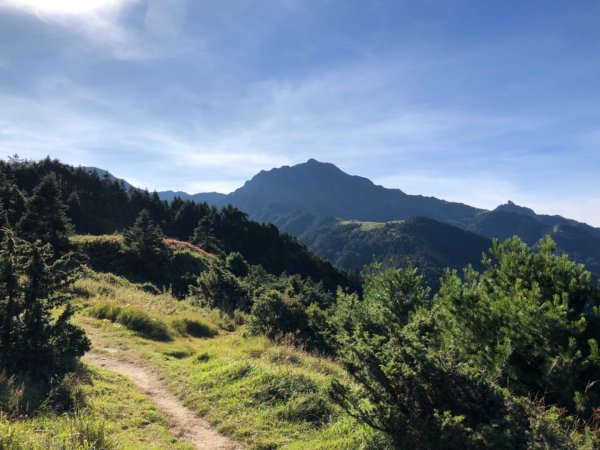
[
  {"x1": 0, "y1": 364, "x2": 193, "y2": 450},
  {"x1": 70, "y1": 271, "x2": 386, "y2": 450}
]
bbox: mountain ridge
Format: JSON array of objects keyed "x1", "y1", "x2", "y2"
[{"x1": 149, "y1": 159, "x2": 599, "y2": 276}]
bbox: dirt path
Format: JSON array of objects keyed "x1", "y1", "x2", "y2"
[{"x1": 83, "y1": 351, "x2": 242, "y2": 450}]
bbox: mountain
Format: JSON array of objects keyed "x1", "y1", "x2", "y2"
[
  {"x1": 218, "y1": 159, "x2": 482, "y2": 226},
  {"x1": 158, "y1": 159, "x2": 600, "y2": 277},
  {"x1": 84, "y1": 167, "x2": 134, "y2": 191},
  {"x1": 299, "y1": 216, "x2": 492, "y2": 288},
  {"x1": 158, "y1": 190, "x2": 227, "y2": 204}
]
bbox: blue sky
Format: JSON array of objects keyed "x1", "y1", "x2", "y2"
[{"x1": 0, "y1": 1, "x2": 599, "y2": 225}]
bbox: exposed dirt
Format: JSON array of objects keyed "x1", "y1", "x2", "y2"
[{"x1": 83, "y1": 351, "x2": 243, "y2": 450}]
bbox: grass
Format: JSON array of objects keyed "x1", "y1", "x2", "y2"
[
  {"x1": 89, "y1": 303, "x2": 173, "y2": 341},
  {"x1": 70, "y1": 271, "x2": 389, "y2": 449},
  {"x1": 339, "y1": 219, "x2": 404, "y2": 231},
  {"x1": 0, "y1": 365, "x2": 193, "y2": 450}
]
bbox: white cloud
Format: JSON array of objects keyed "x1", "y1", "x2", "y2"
[
  {"x1": 0, "y1": 0, "x2": 133, "y2": 16},
  {"x1": 0, "y1": 0, "x2": 194, "y2": 60}
]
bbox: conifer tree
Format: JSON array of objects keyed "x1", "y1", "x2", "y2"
[
  {"x1": 121, "y1": 209, "x2": 172, "y2": 283},
  {"x1": 18, "y1": 173, "x2": 73, "y2": 254},
  {"x1": 122, "y1": 209, "x2": 169, "y2": 260},
  {"x1": 0, "y1": 229, "x2": 89, "y2": 378},
  {"x1": 0, "y1": 168, "x2": 26, "y2": 228}
]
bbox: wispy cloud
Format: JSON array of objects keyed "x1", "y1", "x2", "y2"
[
  {"x1": 1, "y1": 1, "x2": 599, "y2": 225},
  {"x1": 0, "y1": 0, "x2": 193, "y2": 60}
]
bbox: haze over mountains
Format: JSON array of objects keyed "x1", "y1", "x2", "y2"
[{"x1": 91, "y1": 159, "x2": 600, "y2": 281}]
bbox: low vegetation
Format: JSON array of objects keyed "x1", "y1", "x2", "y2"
[
  {"x1": 70, "y1": 271, "x2": 383, "y2": 449},
  {"x1": 88, "y1": 303, "x2": 173, "y2": 341},
  {"x1": 0, "y1": 365, "x2": 194, "y2": 449}
]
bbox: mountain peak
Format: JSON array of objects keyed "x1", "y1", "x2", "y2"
[{"x1": 494, "y1": 200, "x2": 536, "y2": 217}]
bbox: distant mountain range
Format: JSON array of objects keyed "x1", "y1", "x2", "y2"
[{"x1": 87, "y1": 159, "x2": 600, "y2": 280}]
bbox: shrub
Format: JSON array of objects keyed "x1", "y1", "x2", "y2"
[
  {"x1": 248, "y1": 289, "x2": 331, "y2": 351},
  {"x1": 189, "y1": 260, "x2": 250, "y2": 313},
  {"x1": 330, "y1": 242, "x2": 600, "y2": 448}
]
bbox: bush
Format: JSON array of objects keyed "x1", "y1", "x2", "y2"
[
  {"x1": 248, "y1": 289, "x2": 332, "y2": 351},
  {"x1": 330, "y1": 241, "x2": 600, "y2": 448},
  {"x1": 89, "y1": 303, "x2": 172, "y2": 341},
  {"x1": 190, "y1": 260, "x2": 250, "y2": 313}
]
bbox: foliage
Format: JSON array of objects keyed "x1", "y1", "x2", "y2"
[
  {"x1": 226, "y1": 251, "x2": 250, "y2": 277},
  {"x1": 439, "y1": 236, "x2": 600, "y2": 417},
  {"x1": 71, "y1": 234, "x2": 208, "y2": 297},
  {"x1": 0, "y1": 229, "x2": 89, "y2": 380},
  {"x1": 189, "y1": 260, "x2": 250, "y2": 314},
  {"x1": 330, "y1": 239, "x2": 600, "y2": 449},
  {"x1": 122, "y1": 209, "x2": 170, "y2": 260},
  {"x1": 17, "y1": 173, "x2": 73, "y2": 254},
  {"x1": 3, "y1": 157, "x2": 349, "y2": 290},
  {"x1": 0, "y1": 169, "x2": 25, "y2": 230},
  {"x1": 248, "y1": 276, "x2": 333, "y2": 351},
  {"x1": 191, "y1": 204, "x2": 348, "y2": 291}
]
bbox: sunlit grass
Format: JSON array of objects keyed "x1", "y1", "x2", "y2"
[
  {"x1": 70, "y1": 271, "x2": 388, "y2": 449},
  {"x1": 0, "y1": 365, "x2": 193, "y2": 450}
]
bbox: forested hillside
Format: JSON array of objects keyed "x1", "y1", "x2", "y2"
[
  {"x1": 166, "y1": 159, "x2": 600, "y2": 279},
  {"x1": 0, "y1": 157, "x2": 346, "y2": 291},
  {"x1": 296, "y1": 216, "x2": 491, "y2": 288}
]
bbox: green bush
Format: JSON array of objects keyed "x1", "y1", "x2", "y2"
[
  {"x1": 89, "y1": 303, "x2": 172, "y2": 341},
  {"x1": 189, "y1": 260, "x2": 250, "y2": 313},
  {"x1": 330, "y1": 239, "x2": 600, "y2": 449},
  {"x1": 248, "y1": 289, "x2": 332, "y2": 351}
]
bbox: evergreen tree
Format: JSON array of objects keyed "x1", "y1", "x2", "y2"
[
  {"x1": 18, "y1": 173, "x2": 73, "y2": 254},
  {"x1": 122, "y1": 209, "x2": 169, "y2": 260},
  {"x1": 189, "y1": 260, "x2": 249, "y2": 314},
  {"x1": 226, "y1": 251, "x2": 250, "y2": 277},
  {"x1": 122, "y1": 209, "x2": 171, "y2": 282},
  {"x1": 0, "y1": 168, "x2": 26, "y2": 228},
  {"x1": 0, "y1": 229, "x2": 89, "y2": 379}
]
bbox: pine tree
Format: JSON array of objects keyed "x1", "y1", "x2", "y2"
[
  {"x1": 121, "y1": 209, "x2": 172, "y2": 283},
  {"x1": 18, "y1": 173, "x2": 73, "y2": 254},
  {"x1": 0, "y1": 229, "x2": 89, "y2": 379},
  {"x1": 0, "y1": 168, "x2": 26, "y2": 228},
  {"x1": 122, "y1": 209, "x2": 169, "y2": 259}
]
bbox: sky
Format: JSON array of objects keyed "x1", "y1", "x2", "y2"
[{"x1": 0, "y1": 1, "x2": 599, "y2": 225}]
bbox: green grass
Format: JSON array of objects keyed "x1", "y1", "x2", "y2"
[
  {"x1": 89, "y1": 303, "x2": 173, "y2": 341},
  {"x1": 71, "y1": 271, "x2": 389, "y2": 449},
  {"x1": 0, "y1": 365, "x2": 193, "y2": 450},
  {"x1": 339, "y1": 219, "x2": 404, "y2": 231}
]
